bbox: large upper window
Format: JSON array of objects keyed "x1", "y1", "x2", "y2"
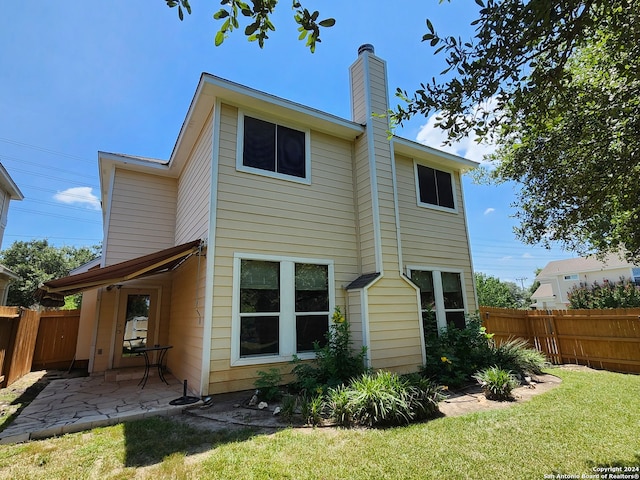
[
  {"x1": 410, "y1": 268, "x2": 467, "y2": 336},
  {"x1": 238, "y1": 114, "x2": 309, "y2": 183},
  {"x1": 233, "y1": 254, "x2": 333, "y2": 365},
  {"x1": 415, "y1": 164, "x2": 455, "y2": 210}
]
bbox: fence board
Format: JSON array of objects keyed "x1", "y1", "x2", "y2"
[
  {"x1": 480, "y1": 307, "x2": 640, "y2": 374},
  {"x1": 3, "y1": 308, "x2": 40, "y2": 387},
  {"x1": 32, "y1": 310, "x2": 80, "y2": 370}
]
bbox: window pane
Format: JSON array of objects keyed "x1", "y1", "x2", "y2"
[
  {"x1": 277, "y1": 125, "x2": 306, "y2": 178},
  {"x1": 240, "y1": 316, "x2": 279, "y2": 356},
  {"x1": 296, "y1": 314, "x2": 328, "y2": 352},
  {"x1": 442, "y1": 272, "x2": 464, "y2": 309},
  {"x1": 446, "y1": 311, "x2": 466, "y2": 330},
  {"x1": 417, "y1": 165, "x2": 437, "y2": 205},
  {"x1": 243, "y1": 116, "x2": 276, "y2": 172},
  {"x1": 123, "y1": 294, "x2": 150, "y2": 355},
  {"x1": 435, "y1": 170, "x2": 454, "y2": 208},
  {"x1": 422, "y1": 310, "x2": 438, "y2": 339},
  {"x1": 240, "y1": 260, "x2": 280, "y2": 313},
  {"x1": 411, "y1": 270, "x2": 435, "y2": 309},
  {"x1": 295, "y1": 263, "x2": 329, "y2": 312}
]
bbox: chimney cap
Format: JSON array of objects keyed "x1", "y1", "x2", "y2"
[{"x1": 358, "y1": 44, "x2": 375, "y2": 55}]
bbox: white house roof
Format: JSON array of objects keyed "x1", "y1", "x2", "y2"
[
  {"x1": 531, "y1": 283, "x2": 554, "y2": 300},
  {"x1": 0, "y1": 163, "x2": 24, "y2": 200},
  {"x1": 536, "y1": 253, "x2": 634, "y2": 279}
]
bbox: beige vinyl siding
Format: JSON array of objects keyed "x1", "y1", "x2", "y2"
[
  {"x1": 105, "y1": 169, "x2": 177, "y2": 265},
  {"x1": 168, "y1": 254, "x2": 204, "y2": 390},
  {"x1": 353, "y1": 137, "x2": 376, "y2": 273},
  {"x1": 207, "y1": 103, "x2": 360, "y2": 391},
  {"x1": 396, "y1": 154, "x2": 477, "y2": 311},
  {"x1": 346, "y1": 289, "x2": 365, "y2": 352},
  {"x1": 367, "y1": 276, "x2": 423, "y2": 372},
  {"x1": 176, "y1": 110, "x2": 213, "y2": 244}
]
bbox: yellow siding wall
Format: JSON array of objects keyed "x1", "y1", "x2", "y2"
[
  {"x1": 168, "y1": 254, "x2": 204, "y2": 390},
  {"x1": 395, "y1": 154, "x2": 477, "y2": 312},
  {"x1": 105, "y1": 169, "x2": 177, "y2": 265},
  {"x1": 367, "y1": 275, "x2": 423, "y2": 372},
  {"x1": 176, "y1": 111, "x2": 213, "y2": 244},
  {"x1": 207, "y1": 104, "x2": 360, "y2": 393}
]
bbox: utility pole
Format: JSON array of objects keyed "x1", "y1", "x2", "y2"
[{"x1": 516, "y1": 277, "x2": 528, "y2": 290}]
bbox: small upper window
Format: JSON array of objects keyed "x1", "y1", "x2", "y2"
[
  {"x1": 241, "y1": 115, "x2": 308, "y2": 181},
  {"x1": 416, "y1": 164, "x2": 455, "y2": 210},
  {"x1": 563, "y1": 274, "x2": 579, "y2": 281}
]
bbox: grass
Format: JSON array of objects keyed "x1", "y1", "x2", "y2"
[{"x1": 0, "y1": 368, "x2": 639, "y2": 479}]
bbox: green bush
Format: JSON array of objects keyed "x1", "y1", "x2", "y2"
[
  {"x1": 420, "y1": 315, "x2": 494, "y2": 388},
  {"x1": 324, "y1": 371, "x2": 444, "y2": 428},
  {"x1": 254, "y1": 368, "x2": 283, "y2": 401},
  {"x1": 491, "y1": 338, "x2": 547, "y2": 378},
  {"x1": 568, "y1": 279, "x2": 640, "y2": 309},
  {"x1": 291, "y1": 307, "x2": 367, "y2": 394},
  {"x1": 473, "y1": 366, "x2": 520, "y2": 401}
]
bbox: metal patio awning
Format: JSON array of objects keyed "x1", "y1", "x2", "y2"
[{"x1": 35, "y1": 239, "x2": 203, "y2": 306}]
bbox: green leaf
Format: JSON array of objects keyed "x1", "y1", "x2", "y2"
[
  {"x1": 426, "y1": 19, "x2": 434, "y2": 33},
  {"x1": 214, "y1": 30, "x2": 225, "y2": 46},
  {"x1": 298, "y1": 30, "x2": 307, "y2": 40},
  {"x1": 178, "y1": 6, "x2": 184, "y2": 21},
  {"x1": 213, "y1": 9, "x2": 229, "y2": 19},
  {"x1": 318, "y1": 18, "x2": 335, "y2": 27},
  {"x1": 245, "y1": 22, "x2": 258, "y2": 35}
]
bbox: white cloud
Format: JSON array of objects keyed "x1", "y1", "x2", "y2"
[
  {"x1": 415, "y1": 99, "x2": 499, "y2": 165},
  {"x1": 54, "y1": 187, "x2": 101, "y2": 210},
  {"x1": 484, "y1": 208, "x2": 495, "y2": 215},
  {"x1": 522, "y1": 253, "x2": 533, "y2": 259}
]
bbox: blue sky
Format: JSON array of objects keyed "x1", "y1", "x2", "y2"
[{"x1": 0, "y1": 1, "x2": 574, "y2": 287}]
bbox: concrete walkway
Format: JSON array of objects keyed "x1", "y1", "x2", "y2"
[{"x1": 0, "y1": 374, "x2": 195, "y2": 444}]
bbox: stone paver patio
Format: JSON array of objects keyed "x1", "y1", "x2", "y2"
[{"x1": 0, "y1": 374, "x2": 192, "y2": 444}]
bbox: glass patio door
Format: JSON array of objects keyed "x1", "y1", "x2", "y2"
[{"x1": 113, "y1": 288, "x2": 158, "y2": 368}]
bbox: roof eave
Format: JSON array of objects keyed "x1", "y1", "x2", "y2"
[{"x1": 392, "y1": 136, "x2": 479, "y2": 172}]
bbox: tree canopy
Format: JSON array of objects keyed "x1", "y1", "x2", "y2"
[
  {"x1": 0, "y1": 240, "x2": 101, "y2": 308},
  {"x1": 474, "y1": 272, "x2": 527, "y2": 308},
  {"x1": 165, "y1": 1, "x2": 640, "y2": 261}
]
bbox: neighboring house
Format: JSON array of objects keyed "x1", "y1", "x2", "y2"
[
  {"x1": 531, "y1": 254, "x2": 640, "y2": 309},
  {"x1": 0, "y1": 163, "x2": 24, "y2": 305},
  {"x1": 37, "y1": 45, "x2": 478, "y2": 396}
]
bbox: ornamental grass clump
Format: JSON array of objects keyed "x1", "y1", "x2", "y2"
[
  {"x1": 324, "y1": 371, "x2": 444, "y2": 427},
  {"x1": 491, "y1": 338, "x2": 548, "y2": 378},
  {"x1": 473, "y1": 366, "x2": 520, "y2": 401}
]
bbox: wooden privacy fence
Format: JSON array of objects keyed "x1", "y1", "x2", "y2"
[
  {"x1": 480, "y1": 307, "x2": 640, "y2": 374},
  {"x1": 0, "y1": 307, "x2": 40, "y2": 388},
  {"x1": 32, "y1": 309, "x2": 80, "y2": 371}
]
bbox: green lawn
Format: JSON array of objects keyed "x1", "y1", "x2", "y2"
[{"x1": 0, "y1": 368, "x2": 638, "y2": 479}]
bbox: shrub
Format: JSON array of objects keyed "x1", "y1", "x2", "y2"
[
  {"x1": 324, "y1": 371, "x2": 444, "y2": 428},
  {"x1": 568, "y1": 279, "x2": 640, "y2": 309},
  {"x1": 473, "y1": 366, "x2": 520, "y2": 401},
  {"x1": 254, "y1": 368, "x2": 283, "y2": 401},
  {"x1": 291, "y1": 307, "x2": 367, "y2": 394},
  {"x1": 491, "y1": 338, "x2": 547, "y2": 378},
  {"x1": 402, "y1": 373, "x2": 446, "y2": 421},
  {"x1": 421, "y1": 315, "x2": 494, "y2": 388},
  {"x1": 300, "y1": 394, "x2": 325, "y2": 426}
]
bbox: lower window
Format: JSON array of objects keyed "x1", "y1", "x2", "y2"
[
  {"x1": 410, "y1": 268, "x2": 467, "y2": 335},
  {"x1": 235, "y1": 255, "x2": 333, "y2": 363}
]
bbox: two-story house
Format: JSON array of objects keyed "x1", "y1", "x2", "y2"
[
  {"x1": 37, "y1": 45, "x2": 478, "y2": 396},
  {"x1": 531, "y1": 254, "x2": 640, "y2": 309},
  {"x1": 0, "y1": 163, "x2": 24, "y2": 305}
]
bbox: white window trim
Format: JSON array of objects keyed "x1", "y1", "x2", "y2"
[
  {"x1": 413, "y1": 160, "x2": 458, "y2": 213},
  {"x1": 407, "y1": 265, "x2": 468, "y2": 332},
  {"x1": 236, "y1": 110, "x2": 312, "y2": 185},
  {"x1": 231, "y1": 252, "x2": 335, "y2": 366}
]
